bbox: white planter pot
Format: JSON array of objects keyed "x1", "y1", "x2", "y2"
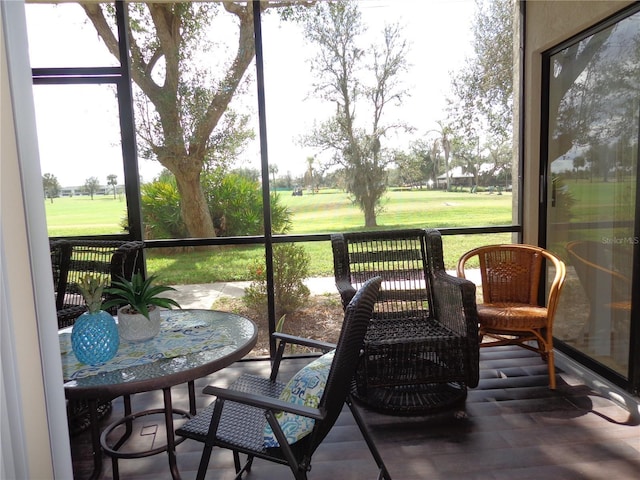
[{"x1": 117, "y1": 305, "x2": 161, "y2": 341}]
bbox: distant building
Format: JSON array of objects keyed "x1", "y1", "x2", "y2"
[
  {"x1": 59, "y1": 185, "x2": 125, "y2": 197},
  {"x1": 436, "y1": 167, "x2": 474, "y2": 189}
]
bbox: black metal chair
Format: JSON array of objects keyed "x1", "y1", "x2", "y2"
[
  {"x1": 331, "y1": 228, "x2": 479, "y2": 414},
  {"x1": 176, "y1": 277, "x2": 390, "y2": 480}
]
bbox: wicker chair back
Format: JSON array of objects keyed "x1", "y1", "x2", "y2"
[
  {"x1": 50, "y1": 239, "x2": 144, "y2": 328},
  {"x1": 332, "y1": 228, "x2": 479, "y2": 414}
]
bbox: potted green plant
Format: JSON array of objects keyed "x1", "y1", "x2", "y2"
[
  {"x1": 103, "y1": 273, "x2": 181, "y2": 341},
  {"x1": 71, "y1": 275, "x2": 120, "y2": 365}
]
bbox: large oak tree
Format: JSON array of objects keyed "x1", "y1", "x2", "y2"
[{"x1": 81, "y1": 1, "x2": 311, "y2": 238}]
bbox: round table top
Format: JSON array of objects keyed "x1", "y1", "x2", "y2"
[{"x1": 62, "y1": 309, "x2": 257, "y2": 400}]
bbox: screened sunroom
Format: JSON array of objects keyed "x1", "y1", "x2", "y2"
[{"x1": 2, "y1": 1, "x2": 639, "y2": 479}]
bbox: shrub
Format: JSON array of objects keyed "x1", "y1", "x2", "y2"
[
  {"x1": 243, "y1": 243, "x2": 310, "y2": 318},
  {"x1": 140, "y1": 178, "x2": 188, "y2": 239},
  {"x1": 202, "y1": 171, "x2": 293, "y2": 236},
  {"x1": 141, "y1": 171, "x2": 293, "y2": 239}
]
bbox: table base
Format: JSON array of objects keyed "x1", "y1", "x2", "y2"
[
  {"x1": 82, "y1": 382, "x2": 197, "y2": 480},
  {"x1": 101, "y1": 406, "x2": 192, "y2": 479}
]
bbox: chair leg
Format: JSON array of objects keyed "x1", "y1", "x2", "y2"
[
  {"x1": 346, "y1": 395, "x2": 392, "y2": 480},
  {"x1": 547, "y1": 349, "x2": 556, "y2": 390},
  {"x1": 290, "y1": 467, "x2": 308, "y2": 480},
  {"x1": 541, "y1": 329, "x2": 557, "y2": 390},
  {"x1": 196, "y1": 445, "x2": 214, "y2": 480},
  {"x1": 231, "y1": 452, "x2": 254, "y2": 480},
  {"x1": 233, "y1": 451, "x2": 241, "y2": 473}
]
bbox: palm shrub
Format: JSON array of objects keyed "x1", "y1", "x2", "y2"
[
  {"x1": 141, "y1": 171, "x2": 293, "y2": 239},
  {"x1": 202, "y1": 171, "x2": 292, "y2": 236},
  {"x1": 140, "y1": 175, "x2": 188, "y2": 239},
  {"x1": 551, "y1": 174, "x2": 576, "y2": 222},
  {"x1": 243, "y1": 242, "x2": 310, "y2": 319}
]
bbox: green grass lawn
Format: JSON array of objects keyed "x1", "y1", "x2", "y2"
[
  {"x1": 281, "y1": 188, "x2": 513, "y2": 232},
  {"x1": 563, "y1": 179, "x2": 635, "y2": 224},
  {"x1": 45, "y1": 194, "x2": 129, "y2": 237},
  {"x1": 46, "y1": 189, "x2": 515, "y2": 284}
]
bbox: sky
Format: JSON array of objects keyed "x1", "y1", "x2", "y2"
[{"x1": 26, "y1": 0, "x2": 476, "y2": 187}]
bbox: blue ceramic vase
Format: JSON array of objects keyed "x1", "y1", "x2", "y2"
[{"x1": 71, "y1": 310, "x2": 119, "y2": 365}]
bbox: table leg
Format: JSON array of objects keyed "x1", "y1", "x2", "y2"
[
  {"x1": 111, "y1": 395, "x2": 133, "y2": 451},
  {"x1": 109, "y1": 395, "x2": 132, "y2": 479},
  {"x1": 163, "y1": 387, "x2": 182, "y2": 480},
  {"x1": 87, "y1": 398, "x2": 103, "y2": 480},
  {"x1": 188, "y1": 381, "x2": 196, "y2": 415}
]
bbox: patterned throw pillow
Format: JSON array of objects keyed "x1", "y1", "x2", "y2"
[{"x1": 263, "y1": 350, "x2": 335, "y2": 448}]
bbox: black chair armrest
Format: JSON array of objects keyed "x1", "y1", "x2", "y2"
[
  {"x1": 430, "y1": 270, "x2": 478, "y2": 335},
  {"x1": 424, "y1": 228, "x2": 479, "y2": 388},
  {"x1": 430, "y1": 271, "x2": 479, "y2": 388},
  {"x1": 110, "y1": 241, "x2": 144, "y2": 281},
  {"x1": 57, "y1": 305, "x2": 88, "y2": 330},
  {"x1": 270, "y1": 332, "x2": 336, "y2": 380},
  {"x1": 335, "y1": 279, "x2": 357, "y2": 310},
  {"x1": 331, "y1": 233, "x2": 359, "y2": 309},
  {"x1": 272, "y1": 332, "x2": 336, "y2": 352},
  {"x1": 203, "y1": 385, "x2": 325, "y2": 421}
]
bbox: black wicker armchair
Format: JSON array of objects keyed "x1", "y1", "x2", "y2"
[
  {"x1": 177, "y1": 277, "x2": 390, "y2": 480},
  {"x1": 50, "y1": 239, "x2": 144, "y2": 329},
  {"x1": 331, "y1": 228, "x2": 479, "y2": 414}
]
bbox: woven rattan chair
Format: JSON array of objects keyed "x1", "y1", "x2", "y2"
[
  {"x1": 331, "y1": 228, "x2": 479, "y2": 414},
  {"x1": 50, "y1": 239, "x2": 144, "y2": 329},
  {"x1": 176, "y1": 277, "x2": 390, "y2": 480},
  {"x1": 457, "y1": 244, "x2": 566, "y2": 389}
]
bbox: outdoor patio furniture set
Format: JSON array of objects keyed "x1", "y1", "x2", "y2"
[{"x1": 51, "y1": 229, "x2": 566, "y2": 479}]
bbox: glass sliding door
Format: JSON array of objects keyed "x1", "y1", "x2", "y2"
[{"x1": 543, "y1": 8, "x2": 639, "y2": 383}]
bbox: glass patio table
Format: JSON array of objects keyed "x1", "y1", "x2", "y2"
[{"x1": 60, "y1": 309, "x2": 257, "y2": 480}]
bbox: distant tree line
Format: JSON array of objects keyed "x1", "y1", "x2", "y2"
[{"x1": 41, "y1": 173, "x2": 122, "y2": 202}]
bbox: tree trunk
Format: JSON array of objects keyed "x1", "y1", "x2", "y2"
[
  {"x1": 364, "y1": 198, "x2": 377, "y2": 227},
  {"x1": 364, "y1": 211, "x2": 377, "y2": 227},
  {"x1": 173, "y1": 169, "x2": 216, "y2": 239}
]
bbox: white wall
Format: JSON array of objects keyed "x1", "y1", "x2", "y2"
[{"x1": 1, "y1": 1, "x2": 72, "y2": 478}]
